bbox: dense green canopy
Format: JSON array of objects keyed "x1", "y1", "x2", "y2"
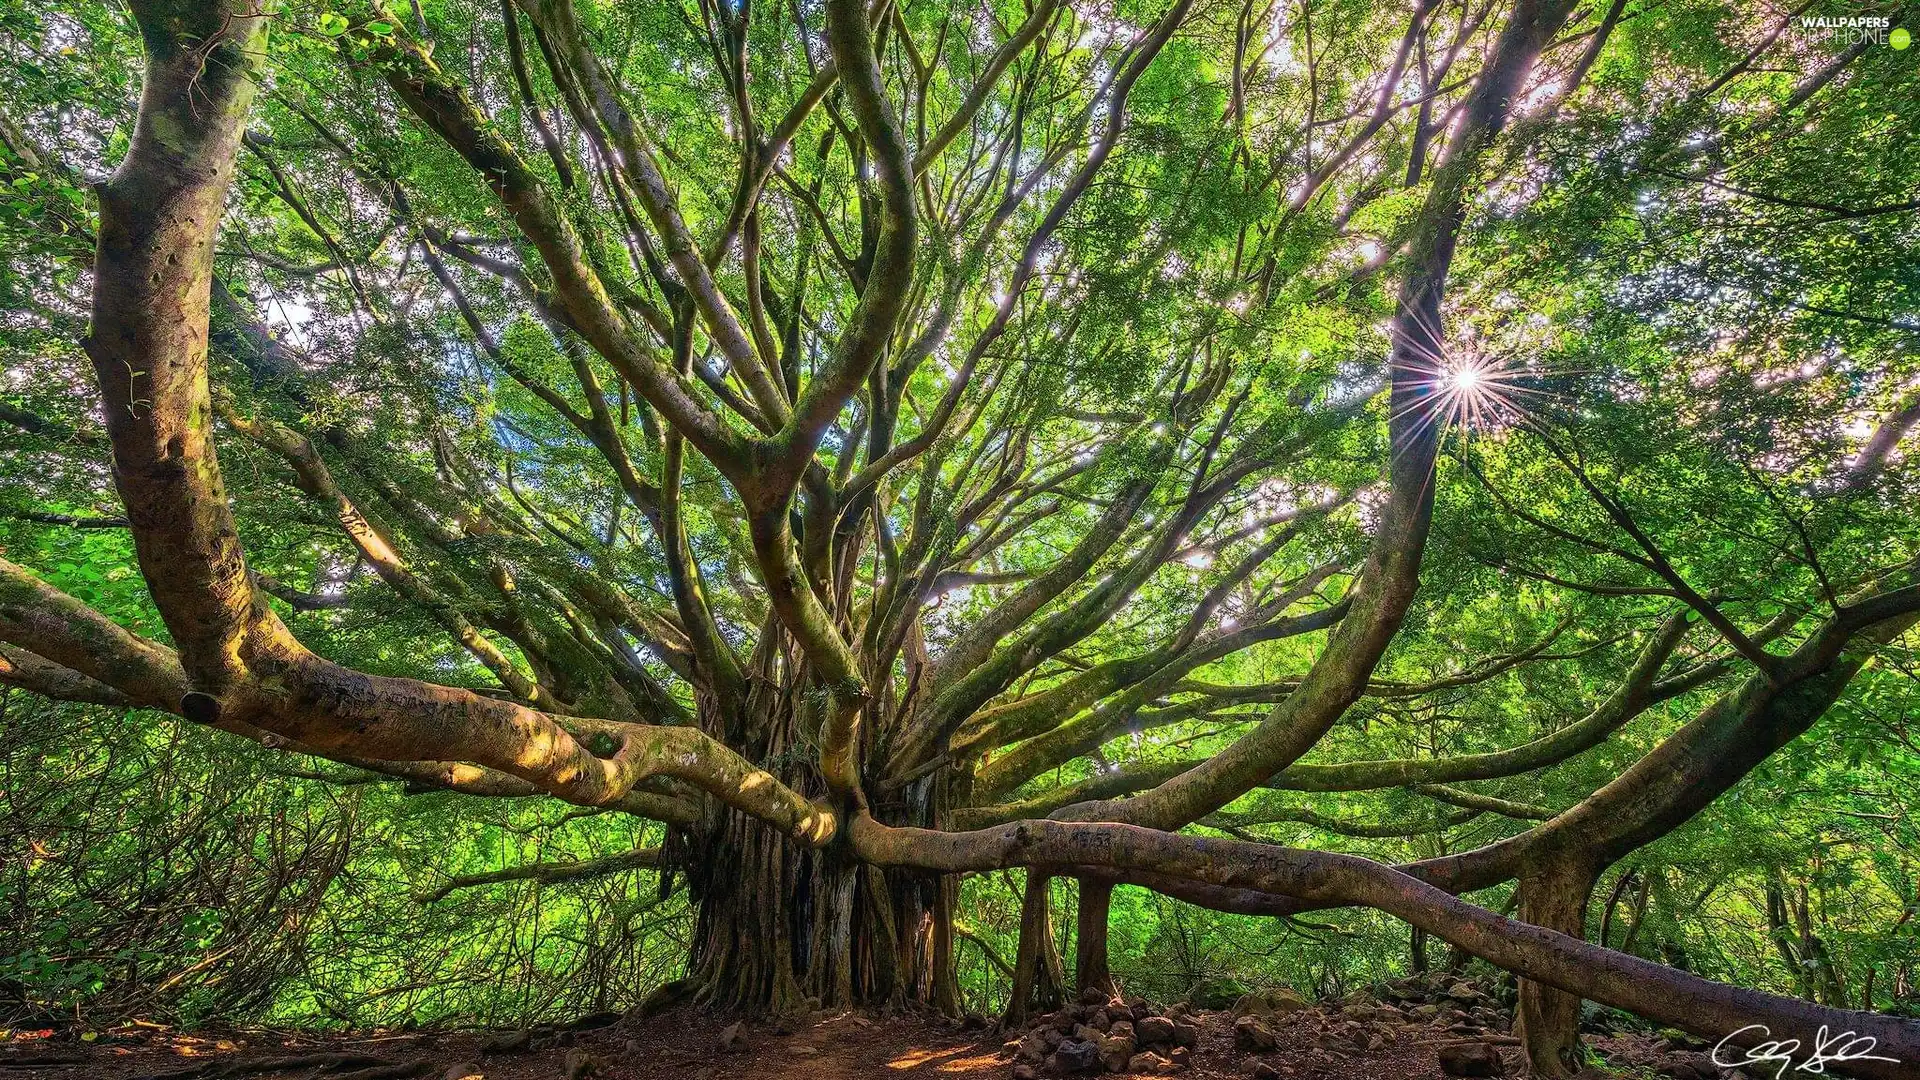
[{"x1": 0, "y1": 0, "x2": 1916, "y2": 1070}]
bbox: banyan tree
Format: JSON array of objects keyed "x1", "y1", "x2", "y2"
[{"x1": 1, "y1": 0, "x2": 1917, "y2": 1075}]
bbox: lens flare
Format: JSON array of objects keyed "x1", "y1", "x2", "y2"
[
  {"x1": 1386, "y1": 304, "x2": 1563, "y2": 468},
  {"x1": 1425, "y1": 358, "x2": 1540, "y2": 434}
]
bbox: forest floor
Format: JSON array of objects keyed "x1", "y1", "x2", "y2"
[{"x1": 0, "y1": 988, "x2": 1750, "y2": 1080}]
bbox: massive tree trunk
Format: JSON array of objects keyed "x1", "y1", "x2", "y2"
[
  {"x1": 690, "y1": 805, "x2": 945, "y2": 1016},
  {"x1": 886, "y1": 770, "x2": 968, "y2": 1015},
  {"x1": 1075, "y1": 878, "x2": 1118, "y2": 998},
  {"x1": 685, "y1": 831, "x2": 940, "y2": 1017},
  {"x1": 683, "y1": 691, "x2": 962, "y2": 1016},
  {"x1": 1004, "y1": 872, "x2": 1068, "y2": 1026},
  {"x1": 1513, "y1": 856, "x2": 1600, "y2": 1077},
  {"x1": 682, "y1": 696, "x2": 845, "y2": 1016},
  {"x1": 686, "y1": 804, "x2": 829, "y2": 1016}
]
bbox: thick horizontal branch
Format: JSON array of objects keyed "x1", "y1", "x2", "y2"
[
  {"x1": 0, "y1": 644, "x2": 136, "y2": 707},
  {"x1": 851, "y1": 813, "x2": 1920, "y2": 1078},
  {"x1": 3, "y1": 509, "x2": 130, "y2": 530},
  {"x1": 1207, "y1": 800, "x2": 1479, "y2": 839},
  {"x1": 1412, "y1": 783, "x2": 1554, "y2": 821},
  {"x1": 415, "y1": 846, "x2": 661, "y2": 903}
]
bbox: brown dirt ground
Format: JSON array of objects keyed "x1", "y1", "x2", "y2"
[{"x1": 0, "y1": 1004, "x2": 1496, "y2": 1080}]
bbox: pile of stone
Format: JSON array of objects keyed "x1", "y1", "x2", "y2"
[
  {"x1": 1378, "y1": 974, "x2": 1516, "y2": 1076},
  {"x1": 1004, "y1": 972, "x2": 1745, "y2": 1080},
  {"x1": 1363, "y1": 973, "x2": 1733, "y2": 1080},
  {"x1": 1007, "y1": 987, "x2": 1201, "y2": 1076},
  {"x1": 1193, "y1": 975, "x2": 1513, "y2": 1076},
  {"x1": 1244, "y1": 984, "x2": 1454, "y2": 1063},
  {"x1": 1375, "y1": 972, "x2": 1511, "y2": 1032},
  {"x1": 1589, "y1": 1031, "x2": 1738, "y2": 1080},
  {"x1": 1226, "y1": 986, "x2": 1311, "y2": 1053}
]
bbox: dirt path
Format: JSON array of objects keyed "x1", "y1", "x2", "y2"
[
  {"x1": 0, "y1": 992, "x2": 1737, "y2": 1079},
  {"x1": 0, "y1": 1007, "x2": 1463, "y2": 1080}
]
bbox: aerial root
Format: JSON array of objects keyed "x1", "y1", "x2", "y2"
[
  {"x1": 134, "y1": 1052, "x2": 434, "y2": 1080},
  {"x1": 328, "y1": 1063, "x2": 435, "y2": 1080}
]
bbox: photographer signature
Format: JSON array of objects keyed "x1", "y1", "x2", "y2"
[{"x1": 1711, "y1": 1024, "x2": 1902, "y2": 1078}]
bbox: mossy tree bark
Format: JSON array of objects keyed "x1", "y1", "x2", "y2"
[
  {"x1": 1074, "y1": 879, "x2": 1117, "y2": 999},
  {"x1": 1513, "y1": 856, "x2": 1601, "y2": 1077},
  {"x1": 1003, "y1": 872, "x2": 1067, "y2": 1026}
]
